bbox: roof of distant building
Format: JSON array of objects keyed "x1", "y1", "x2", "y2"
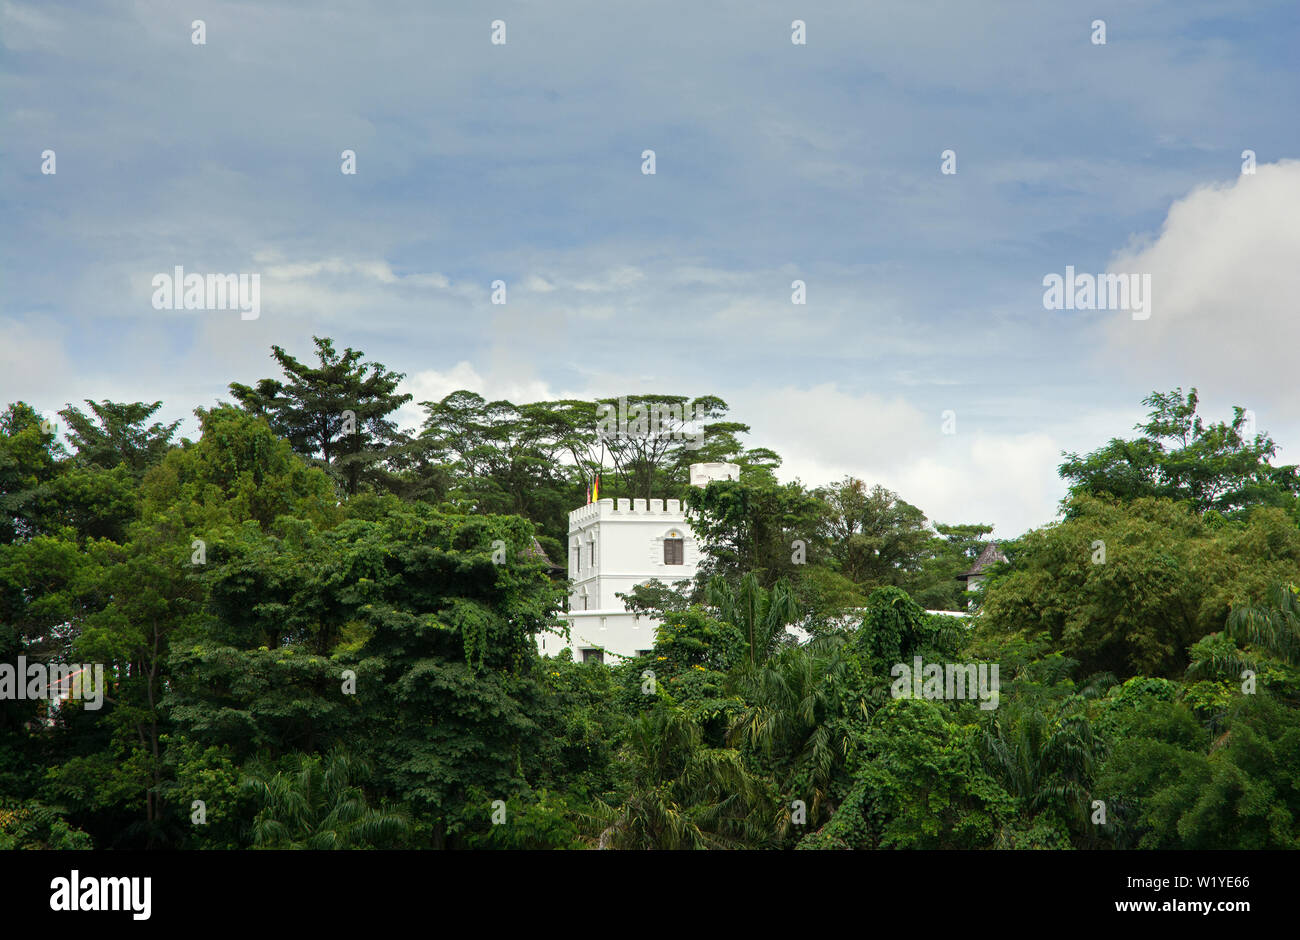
[
  {"x1": 524, "y1": 537, "x2": 564, "y2": 571},
  {"x1": 956, "y1": 541, "x2": 1008, "y2": 581}
]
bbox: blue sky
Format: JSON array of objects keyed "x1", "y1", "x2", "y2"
[{"x1": 4, "y1": 0, "x2": 1299, "y2": 536}]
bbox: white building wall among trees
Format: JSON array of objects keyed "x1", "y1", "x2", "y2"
[{"x1": 537, "y1": 463, "x2": 739, "y2": 662}]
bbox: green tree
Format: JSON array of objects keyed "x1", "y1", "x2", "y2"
[
  {"x1": 981, "y1": 703, "x2": 1104, "y2": 847},
  {"x1": 686, "y1": 467, "x2": 825, "y2": 588},
  {"x1": 729, "y1": 635, "x2": 868, "y2": 837},
  {"x1": 244, "y1": 750, "x2": 412, "y2": 849},
  {"x1": 1059, "y1": 387, "x2": 1300, "y2": 515},
  {"x1": 979, "y1": 495, "x2": 1300, "y2": 677},
  {"x1": 816, "y1": 478, "x2": 931, "y2": 590},
  {"x1": 597, "y1": 394, "x2": 744, "y2": 502},
  {"x1": 230, "y1": 337, "x2": 412, "y2": 496},
  {"x1": 0, "y1": 402, "x2": 65, "y2": 544},
  {"x1": 801, "y1": 698, "x2": 1012, "y2": 849},
  {"x1": 852, "y1": 586, "x2": 943, "y2": 673},
  {"x1": 418, "y1": 391, "x2": 577, "y2": 546},
  {"x1": 57, "y1": 400, "x2": 180, "y2": 477},
  {"x1": 49, "y1": 406, "x2": 339, "y2": 845},
  {"x1": 911, "y1": 522, "x2": 996, "y2": 611},
  {"x1": 596, "y1": 705, "x2": 772, "y2": 849},
  {"x1": 1227, "y1": 582, "x2": 1300, "y2": 667},
  {"x1": 1096, "y1": 685, "x2": 1300, "y2": 849},
  {"x1": 0, "y1": 799, "x2": 94, "y2": 850},
  {"x1": 706, "y1": 572, "x2": 801, "y2": 668}
]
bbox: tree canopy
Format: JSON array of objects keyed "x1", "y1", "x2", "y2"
[{"x1": 4, "y1": 350, "x2": 1299, "y2": 852}]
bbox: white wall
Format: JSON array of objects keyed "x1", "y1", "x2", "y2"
[{"x1": 537, "y1": 497, "x2": 701, "y2": 661}]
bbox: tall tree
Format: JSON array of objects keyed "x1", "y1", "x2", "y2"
[
  {"x1": 801, "y1": 698, "x2": 1013, "y2": 849},
  {"x1": 57, "y1": 400, "x2": 179, "y2": 477},
  {"x1": 55, "y1": 406, "x2": 338, "y2": 844},
  {"x1": 418, "y1": 392, "x2": 576, "y2": 545},
  {"x1": 1227, "y1": 582, "x2": 1300, "y2": 667},
  {"x1": 0, "y1": 402, "x2": 65, "y2": 544},
  {"x1": 911, "y1": 521, "x2": 996, "y2": 611},
  {"x1": 979, "y1": 495, "x2": 1300, "y2": 677},
  {"x1": 686, "y1": 466, "x2": 825, "y2": 588},
  {"x1": 229, "y1": 337, "x2": 411, "y2": 496},
  {"x1": 729, "y1": 634, "x2": 868, "y2": 837},
  {"x1": 596, "y1": 705, "x2": 772, "y2": 850},
  {"x1": 815, "y1": 478, "x2": 932, "y2": 589},
  {"x1": 981, "y1": 703, "x2": 1104, "y2": 847},
  {"x1": 1059, "y1": 387, "x2": 1300, "y2": 515},
  {"x1": 597, "y1": 394, "x2": 737, "y2": 502},
  {"x1": 705, "y1": 572, "x2": 801, "y2": 668}
]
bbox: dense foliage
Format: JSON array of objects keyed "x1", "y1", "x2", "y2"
[{"x1": 3, "y1": 340, "x2": 1299, "y2": 849}]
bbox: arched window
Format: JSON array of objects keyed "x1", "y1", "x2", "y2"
[{"x1": 663, "y1": 530, "x2": 684, "y2": 565}]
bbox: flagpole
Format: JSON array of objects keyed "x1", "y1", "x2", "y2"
[{"x1": 597, "y1": 438, "x2": 605, "y2": 502}]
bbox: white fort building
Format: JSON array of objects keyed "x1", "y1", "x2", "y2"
[{"x1": 537, "y1": 462, "x2": 740, "y2": 663}]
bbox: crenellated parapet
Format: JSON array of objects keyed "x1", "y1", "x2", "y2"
[{"x1": 568, "y1": 497, "x2": 685, "y2": 527}]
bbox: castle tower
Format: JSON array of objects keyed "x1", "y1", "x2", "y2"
[{"x1": 537, "y1": 462, "x2": 740, "y2": 662}]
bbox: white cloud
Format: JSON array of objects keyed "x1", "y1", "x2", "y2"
[
  {"x1": 250, "y1": 253, "x2": 455, "y2": 293},
  {"x1": 743, "y1": 383, "x2": 931, "y2": 476},
  {"x1": 1101, "y1": 160, "x2": 1300, "y2": 416},
  {"x1": 572, "y1": 266, "x2": 645, "y2": 292},
  {"x1": 729, "y1": 383, "x2": 1073, "y2": 536},
  {"x1": 0, "y1": 315, "x2": 74, "y2": 408},
  {"x1": 899, "y1": 433, "x2": 1065, "y2": 537},
  {"x1": 394, "y1": 363, "x2": 560, "y2": 433}
]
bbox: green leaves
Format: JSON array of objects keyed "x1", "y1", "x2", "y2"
[
  {"x1": 596, "y1": 704, "x2": 773, "y2": 850},
  {"x1": 57, "y1": 400, "x2": 179, "y2": 478},
  {"x1": 805, "y1": 698, "x2": 1013, "y2": 850},
  {"x1": 230, "y1": 337, "x2": 412, "y2": 497},
  {"x1": 729, "y1": 634, "x2": 868, "y2": 837},
  {"x1": 10, "y1": 362, "x2": 1300, "y2": 852},
  {"x1": 686, "y1": 467, "x2": 825, "y2": 587},
  {"x1": 244, "y1": 750, "x2": 411, "y2": 850},
  {"x1": 0, "y1": 402, "x2": 65, "y2": 545},
  {"x1": 1227, "y1": 581, "x2": 1300, "y2": 667},
  {"x1": 816, "y1": 478, "x2": 931, "y2": 588},
  {"x1": 650, "y1": 606, "x2": 747, "y2": 675},
  {"x1": 980, "y1": 495, "x2": 1300, "y2": 677},
  {"x1": 706, "y1": 572, "x2": 799, "y2": 668},
  {"x1": 1096, "y1": 693, "x2": 1300, "y2": 849},
  {"x1": 853, "y1": 586, "x2": 940, "y2": 671},
  {"x1": 1060, "y1": 387, "x2": 1300, "y2": 516}
]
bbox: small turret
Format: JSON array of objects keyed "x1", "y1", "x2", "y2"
[
  {"x1": 689, "y1": 462, "x2": 740, "y2": 488},
  {"x1": 956, "y1": 542, "x2": 1008, "y2": 591}
]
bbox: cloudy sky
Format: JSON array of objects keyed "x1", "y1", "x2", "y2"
[{"x1": 3, "y1": 0, "x2": 1299, "y2": 537}]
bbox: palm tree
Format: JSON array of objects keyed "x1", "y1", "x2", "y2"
[
  {"x1": 981, "y1": 704, "x2": 1104, "y2": 843},
  {"x1": 243, "y1": 750, "x2": 411, "y2": 849},
  {"x1": 706, "y1": 572, "x2": 800, "y2": 668},
  {"x1": 1227, "y1": 582, "x2": 1300, "y2": 666},
  {"x1": 595, "y1": 706, "x2": 772, "y2": 849},
  {"x1": 728, "y1": 634, "x2": 867, "y2": 837}
]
